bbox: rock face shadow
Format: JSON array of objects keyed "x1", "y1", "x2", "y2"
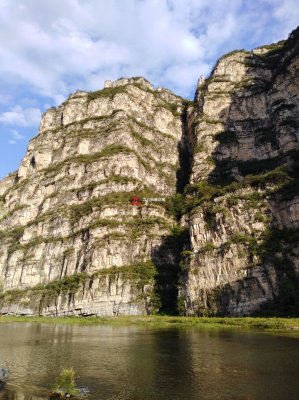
[{"x1": 183, "y1": 40, "x2": 299, "y2": 316}]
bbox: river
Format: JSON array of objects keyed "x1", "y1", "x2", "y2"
[{"x1": 0, "y1": 323, "x2": 298, "y2": 399}]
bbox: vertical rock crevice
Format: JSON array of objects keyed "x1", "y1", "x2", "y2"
[{"x1": 150, "y1": 101, "x2": 195, "y2": 315}]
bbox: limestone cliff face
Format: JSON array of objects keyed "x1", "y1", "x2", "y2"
[
  {"x1": 0, "y1": 29, "x2": 299, "y2": 316},
  {"x1": 179, "y1": 27, "x2": 299, "y2": 316},
  {"x1": 0, "y1": 77, "x2": 185, "y2": 315}
]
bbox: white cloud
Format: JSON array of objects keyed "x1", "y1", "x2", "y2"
[
  {"x1": 11, "y1": 129, "x2": 24, "y2": 140},
  {"x1": 272, "y1": 0, "x2": 299, "y2": 36},
  {"x1": 0, "y1": 106, "x2": 41, "y2": 127},
  {"x1": 0, "y1": 0, "x2": 297, "y2": 103},
  {"x1": 8, "y1": 129, "x2": 24, "y2": 145}
]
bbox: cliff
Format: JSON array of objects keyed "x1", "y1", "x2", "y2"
[{"x1": 0, "y1": 28, "x2": 298, "y2": 316}]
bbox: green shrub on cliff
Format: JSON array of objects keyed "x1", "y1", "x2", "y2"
[
  {"x1": 165, "y1": 193, "x2": 185, "y2": 219},
  {"x1": 87, "y1": 85, "x2": 128, "y2": 101}
]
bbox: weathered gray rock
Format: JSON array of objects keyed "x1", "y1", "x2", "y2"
[{"x1": 0, "y1": 368, "x2": 8, "y2": 382}]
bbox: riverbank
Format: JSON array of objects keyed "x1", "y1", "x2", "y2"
[{"x1": 0, "y1": 315, "x2": 299, "y2": 336}]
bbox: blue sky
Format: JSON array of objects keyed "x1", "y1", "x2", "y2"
[{"x1": 0, "y1": 0, "x2": 298, "y2": 179}]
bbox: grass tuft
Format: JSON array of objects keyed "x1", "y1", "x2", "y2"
[{"x1": 52, "y1": 367, "x2": 80, "y2": 398}]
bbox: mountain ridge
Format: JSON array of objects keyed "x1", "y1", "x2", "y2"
[{"x1": 0, "y1": 27, "x2": 299, "y2": 316}]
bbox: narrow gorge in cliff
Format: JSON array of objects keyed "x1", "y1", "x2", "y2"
[{"x1": 0, "y1": 27, "x2": 299, "y2": 317}]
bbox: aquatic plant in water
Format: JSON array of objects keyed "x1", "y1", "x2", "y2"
[{"x1": 52, "y1": 368, "x2": 80, "y2": 398}]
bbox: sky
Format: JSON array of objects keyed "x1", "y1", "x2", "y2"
[{"x1": 0, "y1": 0, "x2": 298, "y2": 179}]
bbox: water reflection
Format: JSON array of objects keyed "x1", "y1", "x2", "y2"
[
  {"x1": 0, "y1": 387, "x2": 48, "y2": 400},
  {"x1": 0, "y1": 323, "x2": 298, "y2": 400},
  {"x1": 0, "y1": 393, "x2": 46, "y2": 400}
]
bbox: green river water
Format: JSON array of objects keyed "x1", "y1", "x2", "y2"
[{"x1": 0, "y1": 323, "x2": 298, "y2": 399}]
